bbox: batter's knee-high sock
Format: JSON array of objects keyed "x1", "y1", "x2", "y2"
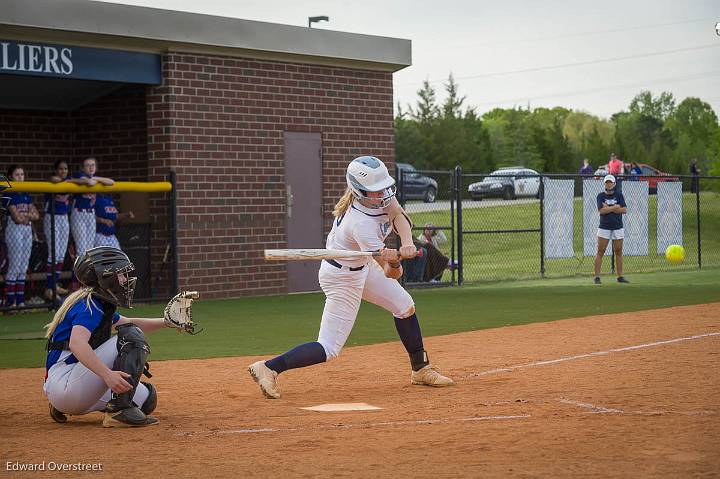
[
  {"x1": 394, "y1": 314, "x2": 430, "y2": 371},
  {"x1": 265, "y1": 342, "x2": 327, "y2": 374},
  {"x1": 5, "y1": 281, "x2": 16, "y2": 306}
]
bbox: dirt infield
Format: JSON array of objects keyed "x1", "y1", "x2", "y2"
[{"x1": 2, "y1": 303, "x2": 719, "y2": 478}]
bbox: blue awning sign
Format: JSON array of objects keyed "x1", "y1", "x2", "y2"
[{"x1": 0, "y1": 40, "x2": 161, "y2": 84}]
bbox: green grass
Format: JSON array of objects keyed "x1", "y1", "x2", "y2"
[
  {"x1": 407, "y1": 192, "x2": 720, "y2": 282},
  {"x1": 2, "y1": 269, "x2": 719, "y2": 369}
]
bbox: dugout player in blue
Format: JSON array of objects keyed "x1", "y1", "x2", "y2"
[
  {"x1": 94, "y1": 194, "x2": 133, "y2": 249},
  {"x1": 4, "y1": 165, "x2": 40, "y2": 308},
  {"x1": 71, "y1": 158, "x2": 114, "y2": 261},
  {"x1": 593, "y1": 174, "x2": 630, "y2": 284},
  {"x1": 44, "y1": 160, "x2": 78, "y2": 299}
]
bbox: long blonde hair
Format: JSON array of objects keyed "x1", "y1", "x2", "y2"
[
  {"x1": 333, "y1": 188, "x2": 354, "y2": 217},
  {"x1": 44, "y1": 288, "x2": 95, "y2": 338}
]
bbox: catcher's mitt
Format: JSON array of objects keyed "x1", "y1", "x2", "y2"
[{"x1": 164, "y1": 291, "x2": 201, "y2": 334}]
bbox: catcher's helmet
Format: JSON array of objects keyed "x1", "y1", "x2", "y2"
[
  {"x1": 74, "y1": 246, "x2": 137, "y2": 308},
  {"x1": 346, "y1": 156, "x2": 396, "y2": 208}
]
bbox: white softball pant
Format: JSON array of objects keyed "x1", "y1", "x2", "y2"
[
  {"x1": 4, "y1": 222, "x2": 32, "y2": 282},
  {"x1": 44, "y1": 336, "x2": 150, "y2": 415},
  {"x1": 94, "y1": 233, "x2": 120, "y2": 249},
  {"x1": 70, "y1": 210, "x2": 95, "y2": 257},
  {"x1": 43, "y1": 214, "x2": 69, "y2": 263},
  {"x1": 317, "y1": 260, "x2": 415, "y2": 360}
]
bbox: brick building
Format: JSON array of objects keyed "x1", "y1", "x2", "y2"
[{"x1": 0, "y1": 0, "x2": 411, "y2": 298}]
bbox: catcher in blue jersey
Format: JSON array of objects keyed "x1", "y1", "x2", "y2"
[{"x1": 44, "y1": 246, "x2": 200, "y2": 427}]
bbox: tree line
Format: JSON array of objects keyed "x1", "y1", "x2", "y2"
[{"x1": 395, "y1": 75, "x2": 720, "y2": 176}]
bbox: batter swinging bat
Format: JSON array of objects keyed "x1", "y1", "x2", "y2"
[{"x1": 264, "y1": 248, "x2": 422, "y2": 261}]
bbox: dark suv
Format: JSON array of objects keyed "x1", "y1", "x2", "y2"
[{"x1": 396, "y1": 163, "x2": 438, "y2": 203}]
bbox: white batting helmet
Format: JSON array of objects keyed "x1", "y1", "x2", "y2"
[{"x1": 346, "y1": 156, "x2": 396, "y2": 208}]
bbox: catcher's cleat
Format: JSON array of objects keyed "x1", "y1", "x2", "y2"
[
  {"x1": 411, "y1": 365, "x2": 454, "y2": 387},
  {"x1": 49, "y1": 404, "x2": 68, "y2": 423},
  {"x1": 248, "y1": 361, "x2": 281, "y2": 399},
  {"x1": 103, "y1": 406, "x2": 159, "y2": 428}
]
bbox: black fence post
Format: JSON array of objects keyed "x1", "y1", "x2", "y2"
[
  {"x1": 170, "y1": 171, "x2": 179, "y2": 295},
  {"x1": 397, "y1": 165, "x2": 405, "y2": 207},
  {"x1": 455, "y1": 166, "x2": 463, "y2": 286},
  {"x1": 539, "y1": 175, "x2": 545, "y2": 278},
  {"x1": 50, "y1": 194, "x2": 56, "y2": 309},
  {"x1": 450, "y1": 169, "x2": 456, "y2": 286},
  {"x1": 696, "y1": 183, "x2": 701, "y2": 269}
]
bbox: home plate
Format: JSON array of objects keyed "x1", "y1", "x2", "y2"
[{"x1": 301, "y1": 403, "x2": 382, "y2": 412}]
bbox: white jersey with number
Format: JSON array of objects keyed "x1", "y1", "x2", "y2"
[
  {"x1": 318, "y1": 199, "x2": 414, "y2": 361},
  {"x1": 325, "y1": 200, "x2": 393, "y2": 268}
]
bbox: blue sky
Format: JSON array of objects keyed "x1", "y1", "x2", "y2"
[{"x1": 98, "y1": 0, "x2": 720, "y2": 119}]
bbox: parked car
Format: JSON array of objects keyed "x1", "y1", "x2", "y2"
[
  {"x1": 396, "y1": 163, "x2": 438, "y2": 203},
  {"x1": 594, "y1": 163, "x2": 679, "y2": 193},
  {"x1": 468, "y1": 167, "x2": 541, "y2": 201}
]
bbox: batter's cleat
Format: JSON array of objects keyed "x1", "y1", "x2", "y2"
[
  {"x1": 49, "y1": 404, "x2": 68, "y2": 423},
  {"x1": 411, "y1": 365, "x2": 454, "y2": 387},
  {"x1": 594, "y1": 277, "x2": 601, "y2": 285},
  {"x1": 248, "y1": 360, "x2": 281, "y2": 399},
  {"x1": 617, "y1": 276, "x2": 630, "y2": 283},
  {"x1": 103, "y1": 406, "x2": 159, "y2": 428}
]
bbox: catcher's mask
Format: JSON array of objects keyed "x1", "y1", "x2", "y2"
[
  {"x1": 0, "y1": 175, "x2": 10, "y2": 212},
  {"x1": 74, "y1": 246, "x2": 137, "y2": 308}
]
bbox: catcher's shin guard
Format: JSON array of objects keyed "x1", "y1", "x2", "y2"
[
  {"x1": 106, "y1": 324, "x2": 150, "y2": 412},
  {"x1": 139, "y1": 381, "x2": 157, "y2": 415}
]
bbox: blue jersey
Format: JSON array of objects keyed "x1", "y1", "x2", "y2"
[
  {"x1": 95, "y1": 194, "x2": 118, "y2": 236},
  {"x1": 45, "y1": 298, "x2": 121, "y2": 370},
  {"x1": 7, "y1": 192, "x2": 31, "y2": 210},
  {"x1": 597, "y1": 190, "x2": 626, "y2": 230},
  {"x1": 72, "y1": 171, "x2": 95, "y2": 210},
  {"x1": 6, "y1": 192, "x2": 32, "y2": 223},
  {"x1": 44, "y1": 179, "x2": 71, "y2": 215}
]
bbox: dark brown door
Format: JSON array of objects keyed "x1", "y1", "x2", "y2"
[{"x1": 284, "y1": 132, "x2": 323, "y2": 292}]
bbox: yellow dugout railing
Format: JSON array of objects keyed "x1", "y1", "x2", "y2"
[
  {"x1": 4, "y1": 181, "x2": 172, "y2": 193},
  {"x1": 0, "y1": 175, "x2": 177, "y2": 308}
]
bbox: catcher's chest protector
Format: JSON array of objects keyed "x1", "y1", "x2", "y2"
[
  {"x1": 46, "y1": 300, "x2": 117, "y2": 352},
  {"x1": 89, "y1": 301, "x2": 117, "y2": 349}
]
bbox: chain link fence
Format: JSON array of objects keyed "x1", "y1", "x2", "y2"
[
  {"x1": 394, "y1": 167, "x2": 457, "y2": 287},
  {"x1": 394, "y1": 166, "x2": 719, "y2": 286},
  {"x1": 458, "y1": 170, "x2": 544, "y2": 283},
  {"x1": 1, "y1": 183, "x2": 175, "y2": 313}
]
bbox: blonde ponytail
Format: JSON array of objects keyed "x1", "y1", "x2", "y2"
[
  {"x1": 333, "y1": 188, "x2": 354, "y2": 217},
  {"x1": 44, "y1": 288, "x2": 95, "y2": 338}
]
